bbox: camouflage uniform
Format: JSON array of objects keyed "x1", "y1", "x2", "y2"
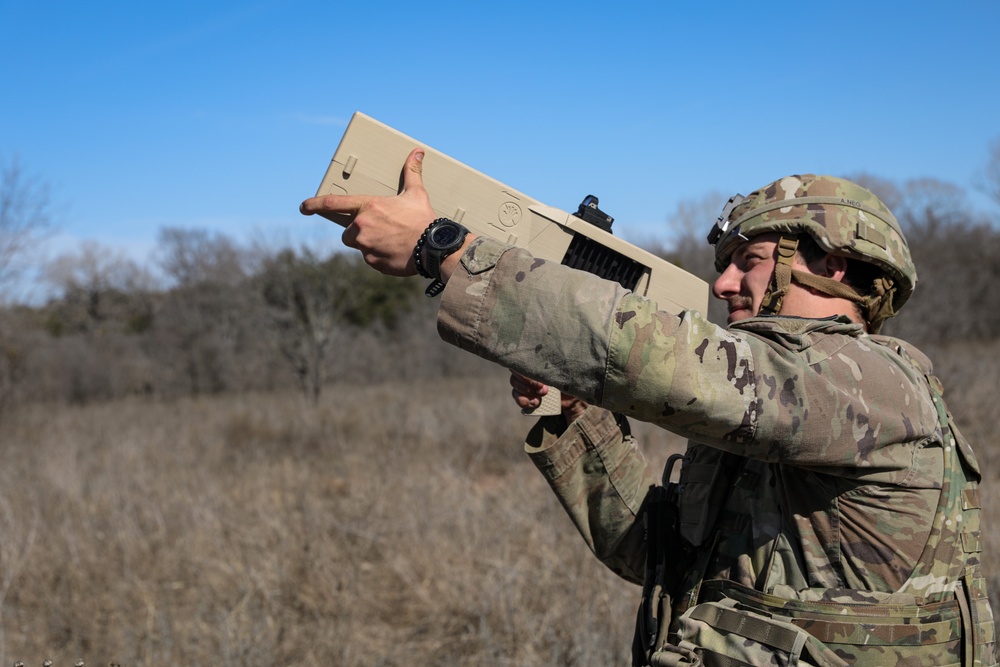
[{"x1": 438, "y1": 236, "x2": 996, "y2": 666}]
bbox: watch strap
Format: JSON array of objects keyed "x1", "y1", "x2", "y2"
[
  {"x1": 418, "y1": 218, "x2": 468, "y2": 298},
  {"x1": 413, "y1": 224, "x2": 435, "y2": 280},
  {"x1": 424, "y1": 280, "x2": 446, "y2": 298}
]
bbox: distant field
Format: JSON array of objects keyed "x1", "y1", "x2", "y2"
[{"x1": 0, "y1": 348, "x2": 996, "y2": 666}]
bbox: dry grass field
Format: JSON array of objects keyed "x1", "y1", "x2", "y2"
[
  {"x1": 0, "y1": 344, "x2": 997, "y2": 666},
  {"x1": 0, "y1": 368, "x2": 685, "y2": 666}
]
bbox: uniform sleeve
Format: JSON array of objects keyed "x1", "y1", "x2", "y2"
[
  {"x1": 524, "y1": 406, "x2": 657, "y2": 585},
  {"x1": 438, "y1": 237, "x2": 627, "y2": 404},
  {"x1": 438, "y1": 237, "x2": 759, "y2": 448}
]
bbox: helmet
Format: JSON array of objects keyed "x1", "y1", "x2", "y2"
[{"x1": 707, "y1": 175, "x2": 916, "y2": 331}]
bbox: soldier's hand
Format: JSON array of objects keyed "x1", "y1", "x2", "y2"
[
  {"x1": 509, "y1": 372, "x2": 588, "y2": 423},
  {"x1": 299, "y1": 148, "x2": 436, "y2": 277}
]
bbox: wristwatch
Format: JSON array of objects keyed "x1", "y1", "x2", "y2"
[{"x1": 418, "y1": 218, "x2": 469, "y2": 297}]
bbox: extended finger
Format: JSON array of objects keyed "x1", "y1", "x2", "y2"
[{"x1": 299, "y1": 194, "x2": 371, "y2": 226}]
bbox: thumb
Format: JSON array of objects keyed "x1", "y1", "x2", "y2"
[{"x1": 401, "y1": 148, "x2": 426, "y2": 193}]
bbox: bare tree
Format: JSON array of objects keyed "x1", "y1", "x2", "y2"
[
  {"x1": 0, "y1": 158, "x2": 52, "y2": 410},
  {"x1": 156, "y1": 227, "x2": 247, "y2": 287},
  {"x1": 44, "y1": 241, "x2": 153, "y2": 326},
  {"x1": 0, "y1": 156, "x2": 52, "y2": 300},
  {"x1": 259, "y1": 249, "x2": 346, "y2": 402},
  {"x1": 977, "y1": 137, "x2": 1000, "y2": 208},
  {"x1": 146, "y1": 280, "x2": 261, "y2": 397},
  {"x1": 258, "y1": 249, "x2": 419, "y2": 402},
  {"x1": 0, "y1": 308, "x2": 33, "y2": 415}
]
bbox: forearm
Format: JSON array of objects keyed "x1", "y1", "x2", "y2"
[
  {"x1": 437, "y1": 237, "x2": 756, "y2": 447},
  {"x1": 525, "y1": 406, "x2": 657, "y2": 584},
  {"x1": 438, "y1": 237, "x2": 623, "y2": 405}
]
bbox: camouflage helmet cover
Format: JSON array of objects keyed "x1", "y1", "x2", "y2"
[{"x1": 710, "y1": 174, "x2": 917, "y2": 312}]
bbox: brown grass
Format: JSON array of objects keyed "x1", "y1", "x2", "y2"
[
  {"x1": 0, "y1": 350, "x2": 995, "y2": 666},
  {"x1": 0, "y1": 370, "x2": 683, "y2": 666}
]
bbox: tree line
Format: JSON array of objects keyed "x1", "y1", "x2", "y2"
[
  {"x1": 1, "y1": 148, "x2": 999, "y2": 410},
  {"x1": 0, "y1": 218, "x2": 470, "y2": 408}
]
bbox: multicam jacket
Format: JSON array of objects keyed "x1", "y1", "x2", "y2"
[{"x1": 438, "y1": 237, "x2": 996, "y2": 666}]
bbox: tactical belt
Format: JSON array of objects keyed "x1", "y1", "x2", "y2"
[{"x1": 699, "y1": 579, "x2": 963, "y2": 654}]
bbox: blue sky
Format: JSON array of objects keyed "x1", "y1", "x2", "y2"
[{"x1": 2, "y1": 0, "x2": 999, "y2": 271}]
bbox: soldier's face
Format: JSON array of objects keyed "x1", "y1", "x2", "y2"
[{"x1": 712, "y1": 233, "x2": 809, "y2": 324}]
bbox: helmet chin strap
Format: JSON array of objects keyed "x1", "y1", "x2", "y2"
[
  {"x1": 757, "y1": 237, "x2": 799, "y2": 315},
  {"x1": 757, "y1": 235, "x2": 898, "y2": 333}
]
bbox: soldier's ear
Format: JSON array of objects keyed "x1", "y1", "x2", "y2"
[{"x1": 816, "y1": 254, "x2": 849, "y2": 282}]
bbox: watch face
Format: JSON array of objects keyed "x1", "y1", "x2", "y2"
[{"x1": 429, "y1": 222, "x2": 463, "y2": 248}]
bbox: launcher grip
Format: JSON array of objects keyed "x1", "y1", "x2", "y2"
[{"x1": 521, "y1": 387, "x2": 564, "y2": 417}]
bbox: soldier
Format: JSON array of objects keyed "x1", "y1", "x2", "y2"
[{"x1": 301, "y1": 150, "x2": 996, "y2": 666}]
